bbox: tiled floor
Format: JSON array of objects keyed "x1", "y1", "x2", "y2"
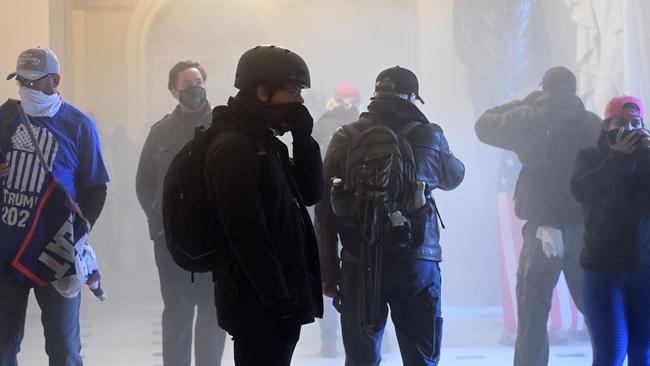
[{"x1": 17, "y1": 287, "x2": 596, "y2": 366}]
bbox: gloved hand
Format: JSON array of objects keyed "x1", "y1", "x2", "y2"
[
  {"x1": 536, "y1": 226, "x2": 564, "y2": 258},
  {"x1": 286, "y1": 103, "x2": 314, "y2": 143}
]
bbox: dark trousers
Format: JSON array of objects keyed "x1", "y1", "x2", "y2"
[
  {"x1": 514, "y1": 222, "x2": 585, "y2": 366},
  {"x1": 154, "y1": 241, "x2": 226, "y2": 366},
  {"x1": 583, "y1": 268, "x2": 650, "y2": 366},
  {"x1": 340, "y1": 252, "x2": 442, "y2": 366},
  {"x1": 232, "y1": 322, "x2": 301, "y2": 366}
]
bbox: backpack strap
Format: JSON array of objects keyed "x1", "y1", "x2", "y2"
[
  {"x1": 429, "y1": 192, "x2": 446, "y2": 229},
  {"x1": 0, "y1": 100, "x2": 19, "y2": 161},
  {"x1": 341, "y1": 123, "x2": 361, "y2": 141},
  {"x1": 397, "y1": 121, "x2": 422, "y2": 138},
  {"x1": 11, "y1": 100, "x2": 51, "y2": 173},
  {"x1": 399, "y1": 121, "x2": 447, "y2": 229}
]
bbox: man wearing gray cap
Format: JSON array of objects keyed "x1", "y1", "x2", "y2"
[
  {"x1": 0, "y1": 47, "x2": 109, "y2": 365},
  {"x1": 475, "y1": 66, "x2": 600, "y2": 366},
  {"x1": 315, "y1": 66, "x2": 465, "y2": 365}
]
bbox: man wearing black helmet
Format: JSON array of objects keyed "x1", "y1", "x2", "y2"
[
  {"x1": 315, "y1": 66, "x2": 465, "y2": 365},
  {"x1": 204, "y1": 45, "x2": 323, "y2": 366}
]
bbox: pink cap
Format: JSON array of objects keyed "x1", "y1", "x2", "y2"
[{"x1": 604, "y1": 95, "x2": 645, "y2": 120}]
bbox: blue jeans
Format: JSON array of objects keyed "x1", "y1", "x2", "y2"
[
  {"x1": 583, "y1": 268, "x2": 650, "y2": 366},
  {"x1": 0, "y1": 268, "x2": 82, "y2": 366},
  {"x1": 340, "y1": 252, "x2": 442, "y2": 366}
]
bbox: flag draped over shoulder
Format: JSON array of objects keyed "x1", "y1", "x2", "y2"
[{"x1": 0, "y1": 101, "x2": 90, "y2": 297}]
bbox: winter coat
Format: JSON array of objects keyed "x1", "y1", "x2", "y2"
[
  {"x1": 204, "y1": 98, "x2": 324, "y2": 335},
  {"x1": 135, "y1": 104, "x2": 211, "y2": 241},
  {"x1": 315, "y1": 96, "x2": 465, "y2": 284},
  {"x1": 571, "y1": 136, "x2": 650, "y2": 271},
  {"x1": 475, "y1": 92, "x2": 601, "y2": 226}
]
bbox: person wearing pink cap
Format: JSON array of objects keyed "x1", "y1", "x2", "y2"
[{"x1": 571, "y1": 95, "x2": 650, "y2": 366}]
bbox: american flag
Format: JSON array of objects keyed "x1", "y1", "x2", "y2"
[
  {"x1": 5, "y1": 123, "x2": 58, "y2": 194},
  {"x1": 0, "y1": 117, "x2": 89, "y2": 289},
  {"x1": 496, "y1": 151, "x2": 584, "y2": 335}
]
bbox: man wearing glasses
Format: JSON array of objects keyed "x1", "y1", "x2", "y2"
[{"x1": 0, "y1": 47, "x2": 109, "y2": 365}]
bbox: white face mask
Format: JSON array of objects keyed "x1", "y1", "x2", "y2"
[{"x1": 19, "y1": 86, "x2": 62, "y2": 117}]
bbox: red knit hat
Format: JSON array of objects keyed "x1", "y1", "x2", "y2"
[{"x1": 604, "y1": 95, "x2": 645, "y2": 120}]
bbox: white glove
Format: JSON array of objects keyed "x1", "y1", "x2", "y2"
[{"x1": 536, "y1": 226, "x2": 564, "y2": 258}]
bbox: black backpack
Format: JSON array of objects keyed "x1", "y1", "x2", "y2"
[
  {"x1": 330, "y1": 118, "x2": 431, "y2": 333},
  {"x1": 162, "y1": 125, "x2": 227, "y2": 273},
  {"x1": 332, "y1": 119, "x2": 429, "y2": 248}
]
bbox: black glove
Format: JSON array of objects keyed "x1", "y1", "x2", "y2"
[
  {"x1": 523, "y1": 90, "x2": 544, "y2": 105},
  {"x1": 286, "y1": 103, "x2": 314, "y2": 143}
]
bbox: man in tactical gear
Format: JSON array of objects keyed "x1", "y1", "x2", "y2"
[
  {"x1": 315, "y1": 66, "x2": 465, "y2": 366},
  {"x1": 475, "y1": 66, "x2": 601, "y2": 366},
  {"x1": 204, "y1": 45, "x2": 323, "y2": 366},
  {"x1": 136, "y1": 60, "x2": 226, "y2": 366}
]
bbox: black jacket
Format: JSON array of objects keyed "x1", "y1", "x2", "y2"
[
  {"x1": 136, "y1": 104, "x2": 212, "y2": 241},
  {"x1": 475, "y1": 92, "x2": 601, "y2": 226},
  {"x1": 571, "y1": 136, "x2": 650, "y2": 271},
  {"x1": 204, "y1": 98, "x2": 324, "y2": 335},
  {"x1": 314, "y1": 96, "x2": 465, "y2": 283}
]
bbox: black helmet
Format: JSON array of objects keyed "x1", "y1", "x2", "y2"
[{"x1": 234, "y1": 45, "x2": 310, "y2": 90}]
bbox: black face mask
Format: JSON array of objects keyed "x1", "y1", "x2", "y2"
[{"x1": 179, "y1": 86, "x2": 207, "y2": 111}]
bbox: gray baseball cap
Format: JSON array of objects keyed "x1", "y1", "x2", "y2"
[{"x1": 6, "y1": 48, "x2": 60, "y2": 81}]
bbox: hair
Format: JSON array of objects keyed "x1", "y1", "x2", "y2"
[
  {"x1": 167, "y1": 60, "x2": 207, "y2": 91},
  {"x1": 234, "y1": 81, "x2": 279, "y2": 104}
]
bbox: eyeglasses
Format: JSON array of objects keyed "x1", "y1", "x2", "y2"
[{"x1": 15, "y1": 74, "x2": 53, "y2": 90}]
